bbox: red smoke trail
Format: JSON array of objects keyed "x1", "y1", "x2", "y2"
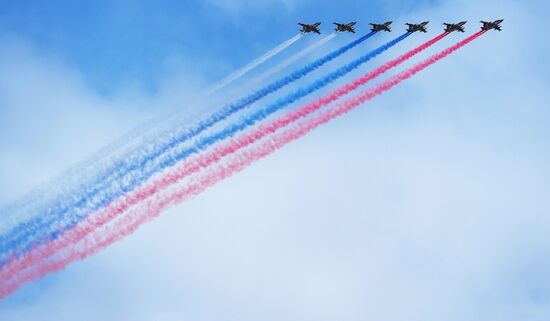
[
  {"x1": 0, "y1": 32, "x2": 450, "y2": 283},
  {"x1": 0, "y1": 31, "x2": 484, "y2": 299}
]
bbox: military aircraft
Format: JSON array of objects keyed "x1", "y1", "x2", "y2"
[
  {"x1": 370, "y1": 21, "x2": 392, "y2": 32},
  {"x1": 334, "y1": 22, "x2": 357, "y2": 33},
  {"x1": 299, "y1": 22, "x2": 321, "y2": 34},
  {"x1": 444, "y1": 21, "x2": 467, "y2": 32},
  {"x1": 406, "y1": 21, "x2": 429, "y2": 33},
  {"x1": 481, "y1": 19, "x2": 503, "y2": 31}
]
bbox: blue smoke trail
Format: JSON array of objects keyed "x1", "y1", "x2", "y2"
[
  {"x1": 3, "y1": 33, "x2": 410, "y2": 262},
  {"x1": 0, "y1": 32, "x2": 382, "y2": 266}
]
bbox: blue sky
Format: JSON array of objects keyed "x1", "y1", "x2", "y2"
[
  {"x1": 0, "y1": 0, "x2": 439, "y2": 95},
  {"x1": 1, "y1": 0, "x2": 550, "y2": 320}
]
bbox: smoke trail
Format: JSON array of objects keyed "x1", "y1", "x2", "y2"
[
  {"x1": 0, "y1": 31, "x2": 376, "y2": 259},
  {"x1": 203, "y1": 34, "x2": 303, "y2": 95},
  {"x1": 82, "y1": 35, "x2": 306, "y2": 167},
  {"x1": 246, "y1": 33, "x2": 338, "y2": 87},
  {"x1": 0, "y1": 31, "x2": 485, "y2": 298},
  {"x1": 0, "y1": 32, "x2": 381, "y2": 261},
  {"x1": 0, "y1": 31, "x2": 436, "y2": 280},
  {"x1": 0, "y1": 35, "x2": 305, "y2": 234}
]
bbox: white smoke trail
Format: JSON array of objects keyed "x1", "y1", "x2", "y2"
[
  {"x1": 73, "y1": 34, "x2": 304, "y2": 177},
  {"x1": 0, "y1": 34, "x2": 305, "y2": 229},
  {"x1": 246, "y1": 33, "x2": 337, "y2": 88},
  {"x1": 52, "y1": 34, "x2": 306, "y2": 175},
  {"x1": 203, "y1": 34, "x2": 303, "y2": 96}
]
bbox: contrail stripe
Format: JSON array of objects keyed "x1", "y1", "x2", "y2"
[
  {"x1": 0, "y1": 35, "x2": 304, "y2": 234},
  {"x1": 0, "y1": 32, "x2": 379, "y2": 262},
  {"x1": 1, "y1": 32, "x2": 429, "y2": 280},
  {"x1": 0, "y1": 31, "x2": 485, "y2": 299},
  {"x1": 246, "y1": 33, "x2": 338, "y2": 88},
  {"x1": 203, "y1": 34, "x2": 303, "y2": 95}
]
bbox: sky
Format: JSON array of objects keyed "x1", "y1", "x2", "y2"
[{"x1": 1, "y1": 0, "x2": 550, "y2": 320}]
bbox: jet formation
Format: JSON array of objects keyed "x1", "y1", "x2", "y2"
[
  {"x1": 298, "y1": 20, "x2": 503, "y2": 34},
  {"x1": 370, "y1": 21, "x2": 392, "y2": 32},
  {"x1": 334, "y1": 22, "x2": 357, "y2": 33},
  {"x1": 481, "y1": 19, "x2": 503, "y2": 31},
  {"x1": 444, "y1": 21, "x2": 466, "y2": 33},
  {"x1": 299, "y1": 22, "x2": 321, "y2": 34},
  {"x1": 406, "y1": 21, "x2": 429, "y2": 33}
]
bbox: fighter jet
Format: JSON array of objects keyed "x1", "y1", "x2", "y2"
[
  {"x1": 299, "y1": 22, "x2": 321, "y2": 34},
  {"x1": 481, "y1": 19, "x2": 503, "y2": 31},
  {"x1": 334, "y1": 22, "x2": 356, "y2": 33},
  {"x1": 370, "y1": 21, "x2": 392, "y2": 32},
  {"x1": 444, "y1": 21, "x2": 467, "y2": 32},
  {"x1": 406, "y1": 21, "x2": 429, "y2": 33}
]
